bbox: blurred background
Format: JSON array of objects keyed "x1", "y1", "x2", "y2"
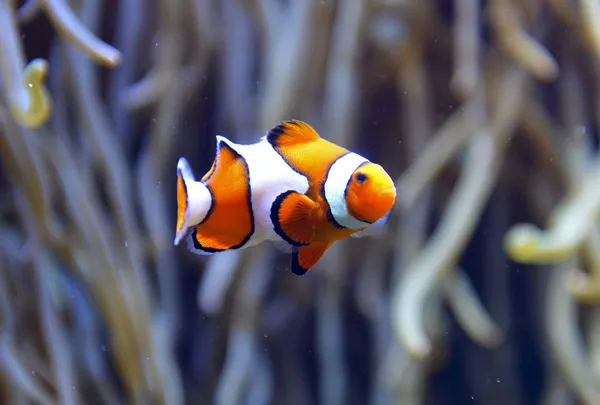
[{"x1": 2, "y1": 0, "x2": 600, "y2": 404}]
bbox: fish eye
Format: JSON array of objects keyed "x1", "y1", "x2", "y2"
[{"x1": 355, "y1": 172, "x2": 367, "y2": 184}]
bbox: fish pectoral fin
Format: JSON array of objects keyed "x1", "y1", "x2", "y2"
[
  {"x1": 265, "y1": 120, "x2": 320, "y2": 147},
  {"x1": 188, "y1": 226, "x2": 241, "y2": 255},
  {"x1": 270, "y1": 191, "x2": 318, "y2": 246},
  {"x1": 291, "y1": 241, "x2": 334, "y2": 276}
]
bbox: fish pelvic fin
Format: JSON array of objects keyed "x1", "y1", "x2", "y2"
[
  {"x1": 351, "y1": 209, "x2": 392, "y2": 238},
  {"x1": 291, "y1": 241, "x2": 334, "y2": 276},
  {"x1": 174, "y1": 157, "x2": 213, "y2": 246}
]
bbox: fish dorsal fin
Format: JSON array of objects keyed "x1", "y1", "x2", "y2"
[
  {"x1": 266, "y1": 120, "x2": 321, "y2": 147},
  {"x1": 200, "y1": 135, "x2": 228, "y2": 183}
]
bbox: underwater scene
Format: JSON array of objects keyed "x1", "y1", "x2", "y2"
[{"x1": 0, "y1": 0, "x2": 599, "y2": 404}]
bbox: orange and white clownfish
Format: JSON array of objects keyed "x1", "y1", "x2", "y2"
[{"x1": 174, "y1": 120, "x2": 396, "y2": 276}]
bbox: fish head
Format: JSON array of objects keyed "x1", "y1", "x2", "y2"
[{"x1": 344, "y1": 162, "x2": 396, "y2": 224}]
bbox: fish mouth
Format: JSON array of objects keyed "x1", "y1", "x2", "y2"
[
  {"x1": 377, "y1": 187, "x2": 397, "y2": 212},
  {"x1": 379, "y1": 187, "x2": 397, "y2": 199}
]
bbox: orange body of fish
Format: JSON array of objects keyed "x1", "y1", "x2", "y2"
[{"x1": 174, "y1": 120, "x2": 396, "y2": 275}]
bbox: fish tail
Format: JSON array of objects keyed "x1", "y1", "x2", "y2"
[{"x1": 174, "y1": 157, "x2": 213, "y2": 246}]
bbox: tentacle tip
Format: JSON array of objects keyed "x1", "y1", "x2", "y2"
[
  {"x1": 106, "y1": 51, "x2": 123, "y2": 68},
  {"x1": 545, "y1": 64, "x2": 560, "y2": 81},
  {"x1": 503, "y1": 223, "x2": 543, "y2": 262},
  {"x1": 536, "y1": 57, "x2": 560, "y2": 82},
  {"x1": 483, "y1": 329, "x2": 504, "y2": 348},
  {"x1": 393, "y1": 317, "x2": 432, "y2": 359},
  {"x1": 10, "y1": 57, "x2": 52, "y2": 128},
  {"x1": 23, "y1": 58, "x2": 49, "y2": 82},
  {"x1": 450, "y1": 72, "x2": 477, "y2": 100},
  {"x1": 410, "y1": 346, "x2": 431, "y2": 360},
  {"x1": 403, "y1": 338, "x2": 431, "y2": 360}
]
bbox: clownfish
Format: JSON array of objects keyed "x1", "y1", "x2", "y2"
[{"x1": 174, "y1": 120, "x2": 396, "y2": 275}]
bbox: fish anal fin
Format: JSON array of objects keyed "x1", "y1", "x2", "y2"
[
  {"x1": 189, "y1": 226, "x2": 232, "y2": 254},
  {"x1": 271, "y1": 191, "x2": 318, "y2": 246},
  {"x1": 291, "y1": 241, "x2": 334, "y2": 276},
  {"x1": 266, "y1": 120, "x2": 321, "y2": 147},
  {"x1": 185, "y1": 229, "x2": 215, "y2": 255}
]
